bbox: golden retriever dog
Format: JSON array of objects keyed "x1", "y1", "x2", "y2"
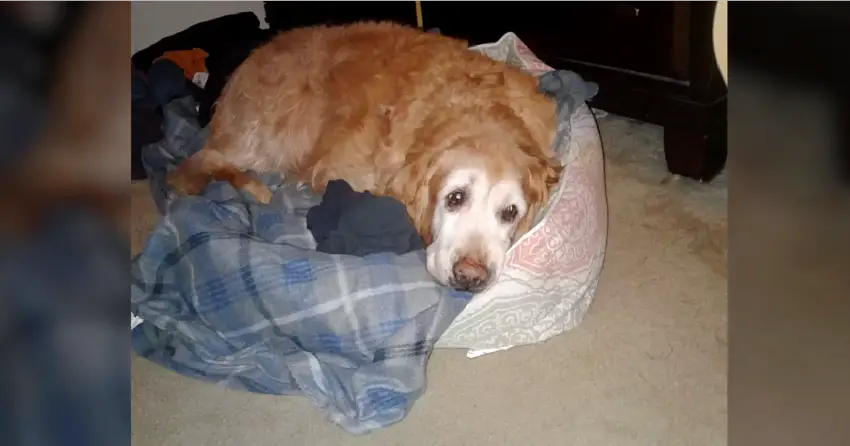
[{"x1": 168, "y1": 21, "x2": 561, "y2": 292}]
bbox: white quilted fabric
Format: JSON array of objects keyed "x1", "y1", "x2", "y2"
[{"x1": 436, "y1": 33, "x2": 609, "y2": 358}]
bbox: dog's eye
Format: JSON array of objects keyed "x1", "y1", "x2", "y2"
[
  {"x1": 445, "y1": 189, "x2": 466, "y2": 210},
  {"x1": 499, "y1": 205, "x2": 518, "y2": 223}
]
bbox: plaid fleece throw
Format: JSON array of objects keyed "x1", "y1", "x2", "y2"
[{"x1": 131, "y1": 96, "x2": 471, "y2": 434}]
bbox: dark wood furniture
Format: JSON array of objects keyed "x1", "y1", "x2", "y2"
[
  {"x1": 263, "y1": 1, "x2": 727, "y2": 182},
  {"x1": 264, "y1": 2, "x2": 420, "y2": 31}
]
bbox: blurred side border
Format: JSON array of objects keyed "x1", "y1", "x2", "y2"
[
  {"x1": 730, "y1": 3, "x2": 850, "y2": 446},
  {"x1": 1, "y1": 3, "x2": 130, "y2": 446}
]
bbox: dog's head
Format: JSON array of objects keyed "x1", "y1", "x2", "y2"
[{"x1": 388, "y1": 84, "x2": 560, "y2": 293}]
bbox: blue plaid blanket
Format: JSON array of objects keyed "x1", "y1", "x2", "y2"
[{"x1": 131, "y1": 96, "x2": 472, "y2": 434}]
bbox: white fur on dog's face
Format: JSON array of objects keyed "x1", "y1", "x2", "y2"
[{"x1": 425, "y1": 167, "x2": 527, "y2": 293}]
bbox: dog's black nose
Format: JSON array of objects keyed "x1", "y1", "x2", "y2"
[{"x1": 451, "y1": 257, "x2": 491, "y2": 292}]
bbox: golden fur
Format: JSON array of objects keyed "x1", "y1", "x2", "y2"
[{"x1": 168, "y1": 21, "x2": 561, "y2": 244}]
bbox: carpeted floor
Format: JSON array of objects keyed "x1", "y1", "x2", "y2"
[{"x1": 130, "y1": 112, "x2": 728, "y2": 446}]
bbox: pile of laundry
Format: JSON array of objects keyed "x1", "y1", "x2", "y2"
[{"x1": 131, "y1": 12, "x2": 272, "y2": 180}]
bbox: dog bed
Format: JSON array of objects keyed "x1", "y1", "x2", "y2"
[
  {"x1": 130, "y1": 32, "x2": 605, "y2": 433},
  {"x1": 436, "y1": 33, "x2": 608, "y2": 357}
]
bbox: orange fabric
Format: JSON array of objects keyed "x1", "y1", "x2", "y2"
[{"x1": 155, "y1": 48, "x2": 209, "y2": 80}]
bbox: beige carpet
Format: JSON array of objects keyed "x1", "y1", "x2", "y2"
[{"x1": 131, "y1": 113, "x2": 728, "y2": 446}]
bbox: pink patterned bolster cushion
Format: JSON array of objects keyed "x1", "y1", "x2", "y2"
[{"x1": 435, "y1": 33, "x2": 609, "y2": 358}]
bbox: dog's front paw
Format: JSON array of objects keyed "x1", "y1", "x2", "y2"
[
  {"x1": 244, "y1": 182, "x2": 274, "y2": 204},
  {"x1": 166, "y1": 170, "x2": 207, "y2": 197}
]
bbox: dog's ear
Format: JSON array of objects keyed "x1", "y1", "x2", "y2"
[
  {"x1": 516, "y1": 152, "x2": 563, "y2": 239},
  {"x1": 386, "y1": 151, "x2": 445, "y2": 245},
  {"x1": 485, "y1": 100, "x2": 560, "y2": 241}
]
